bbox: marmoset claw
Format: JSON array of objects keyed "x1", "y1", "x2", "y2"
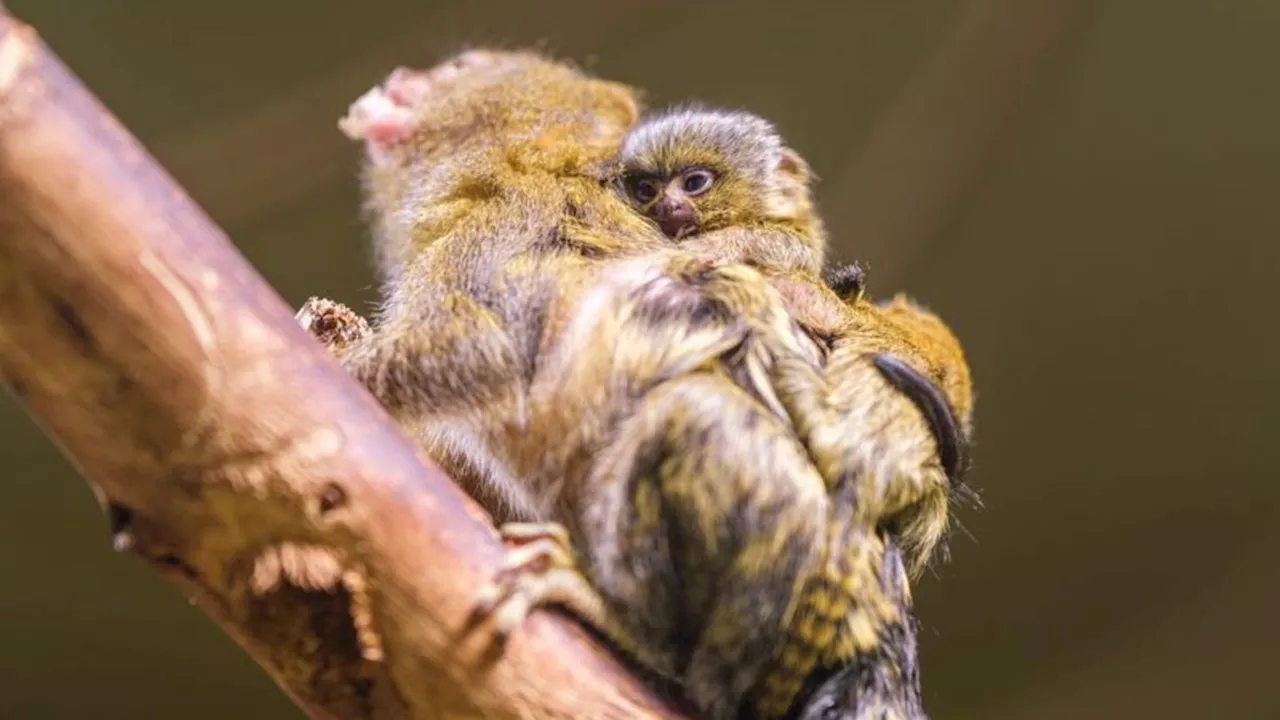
[{"x1": 474, "y1": 522, "x2": 608, "y2": 638}]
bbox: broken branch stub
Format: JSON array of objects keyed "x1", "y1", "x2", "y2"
[{"x1": 0, "y1": 8, "x2": 683, "y2": 720}]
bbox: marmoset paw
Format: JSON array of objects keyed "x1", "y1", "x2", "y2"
[{"x1": 473, "y1": 522, "x2": 607, "y2": 639}]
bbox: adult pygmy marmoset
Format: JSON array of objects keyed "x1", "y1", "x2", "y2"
[{"x1": 307, "y1": 50, "x2": 881, "y2": 720}]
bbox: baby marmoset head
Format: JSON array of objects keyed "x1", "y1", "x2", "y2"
[{"x1": 616, "y1": 106, "x2": 826, "y2": 251}]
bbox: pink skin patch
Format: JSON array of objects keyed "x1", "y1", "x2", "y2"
[
  {"x1": 384, "y1": 66, "x2": 435, "y2": 106},
  {"x1": 337, "y1": 52, "x2": 510, "y2": 164},
  {"x1": 337, "y1": 66, "x2": 435, "y2": 164}
]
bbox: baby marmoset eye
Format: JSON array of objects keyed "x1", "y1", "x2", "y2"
[
  {"x1": 680, "y1": 168, "x2": 716, "y2": 195},
  {"x1": 620, "y1": 168, "x2": 712, "y2": 238},
  {"x1": 622, "y1": 168, "x2": 716, "y2": 207},
  {"x1": 627, "y1": 175, "x2": 661, "y2": 204}
]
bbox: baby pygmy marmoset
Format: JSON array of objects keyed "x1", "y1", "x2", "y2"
[
  {"x1": 617, "y1": 105, "x2": 975, "y2": 718},
  {"x1": 617, "y1": 104, "x2": 974, "y2": 551},
  {"x1": 618, "y1": 105, "x2": 827, "y2": 275},
  {"x1": 309, "y1": 50, "x2": 871, "y2": 720}
]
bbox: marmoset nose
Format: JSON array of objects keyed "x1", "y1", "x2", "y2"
[{"x1": 654, "y1": 197, "x2": 696, "y2": 238}]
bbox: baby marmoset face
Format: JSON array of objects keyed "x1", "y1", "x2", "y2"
[{"x1": 616, "y1": 106, "x2": 820, "y2": 242}]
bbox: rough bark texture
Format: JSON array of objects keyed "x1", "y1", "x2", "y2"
[{"x1": 0, "y1": 8, "x2": 685, "y2": 720}]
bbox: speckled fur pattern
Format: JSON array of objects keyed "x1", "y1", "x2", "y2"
[
  {"x1": 322, "y1": 49, "x2": 928, "y2": 720},
  {"x1": 617, "y1": 106, "x2": 976, "y2": 719}
]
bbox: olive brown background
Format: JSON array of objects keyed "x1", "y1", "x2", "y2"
[{"x1": 2, "y1": 1, "x2": 1277, "y2": 718}]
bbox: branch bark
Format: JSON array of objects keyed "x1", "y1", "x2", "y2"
[{"x1": 0, "y1": 8, "x2": 684, "y2": 720}]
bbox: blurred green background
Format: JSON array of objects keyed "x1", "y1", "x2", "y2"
[{"x1": 2, "y1": 1, "x2": 1278, "y2": 718}]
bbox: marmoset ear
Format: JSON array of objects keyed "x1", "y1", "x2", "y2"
[{"x1": 776, "y1": 147, "x2": 813, "y2": 184}]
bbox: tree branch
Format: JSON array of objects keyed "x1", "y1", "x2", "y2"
[{"x1": 0, "y1": 8, "x2": 684, "y2": 720}]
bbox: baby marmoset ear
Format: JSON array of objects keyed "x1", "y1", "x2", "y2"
[
  {"x1": 776, "y1": 147, "x2": 815, "y2": 184},
  {"x1": 764, "y1": 146, "x2": 820, "y2": 222}
]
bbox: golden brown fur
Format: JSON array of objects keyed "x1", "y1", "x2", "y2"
[
  {"x1": 618, "y1": 106, "x2": 976, "y2": 718},
  {"x1": 307, "y1": 50, "x2": 882, "y2": 720},
  {"x1": 617, "y1": 105, "x2": 974, "y2": 568}
]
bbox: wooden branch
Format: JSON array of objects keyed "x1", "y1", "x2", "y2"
[{"x1": 0, "y1": 8, "x2": 684, "y2": 720}]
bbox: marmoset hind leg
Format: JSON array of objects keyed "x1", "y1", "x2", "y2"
[
  {"x1": 787, "y1": 543, "x2": 926, "y2": 720},
  {"x1": 764, "y1": 273, "x2": 972, "y2": 567},
  {"x1": 745, "y1": 358, "x2": 919, "y2": 718},
  {"x1": 749, "y1": 506, "x2": 909, "y2": 719},
  {"x1": 640, "y1": 274, "x2": 967, "y2": 718},
  {"x1": 470, "y1": 256, "x2": 841, "y2": 719},
  {"x1": 746, "y1": 325, "x2": 968, "y2": 719},
  {"x1": 480, "y1": 372, "x2": 831, "y2": 720},
  {"x1": 818, "y1": 297, "x2": 974, "y2": 572},
  {"x1": 642, "y1": 265, "x2": 966, "y2": 720}
]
